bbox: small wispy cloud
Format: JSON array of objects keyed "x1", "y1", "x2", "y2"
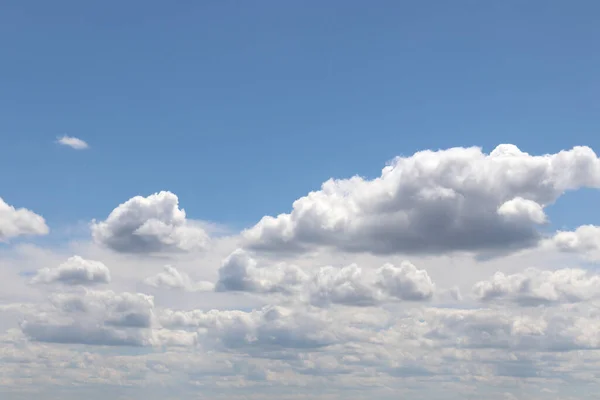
[{"x1": 57, "y1": 135, "x2": 89, "y2": 150}]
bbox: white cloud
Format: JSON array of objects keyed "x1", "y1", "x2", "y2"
[
  {"x1": 307, "y1": 264, "x2": 381, "y2": 307},
  {"x1": 51, "y1": 290, "x2": 156, "y2": 328},
  {"x1": 308, "y1": 261, "x2": 434, "y2": 307},
  {"x1": 155, "y1": 300, "x2": 600, "y2": 363},
  {"x1": 496, "y1": 197, "x2": 547, "y2": 224},
  {"x1": 56, "y1": 135, "x2": 89, "y2": 150},
  {"x1": 159, "y1": 305, "x2": 340, "y2": 351},
  {"x1": 14, "y1": 289, "x2": 198, "y2": 349},
  {"x1": 91, "y1": 191, "x2": 210, "y2": 254},
  {"x1": 20, "y1": 290, "x2": 157, "y2": 346},
  {"x1": 375, "y1": 261, "x2": 435, "y2": 301},
  {"x1": 412, "y1": 305, "x2": 600, "y2": 352},
  {"x1": 144, "y1": 265, "x2": 214, "y2": 292},
  {"x1": 31, "y1": 255, "x2": 110, "y2": 286},
  {"x1": 214, "y1": 249, "x2": 434, "y2": 306},
  {"x1": 7, "y1": 279, "x2": 600, "y2": 397},
  {"x1": 0, "y1": 197, "x2": 49, "y2": 241},
  {"x1": 243, "y1": 145, "x2": 600, "y2": 256},
  {"x1": 6, "y1": 143, "x2": 600, "y2": 398},
  {"x1": 550, "y1": 225, "x2": 600, "y2": 261},
  {"x1": 21, "y1": 321, "x2": 148, "y2": 347},
  {"x1": 215, "y1": 249, "x2": 308, "y2": 294},
  {"x1": 472, "y1": 268, "x2": 600, "y2": 306}
]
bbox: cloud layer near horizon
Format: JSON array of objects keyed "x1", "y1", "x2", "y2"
[{"x1": 4, "y1": 144, "x2": 600, "y2": 400}]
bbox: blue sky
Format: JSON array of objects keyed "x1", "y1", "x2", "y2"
[
  {"x1": 2, "y1": 0, "x2": 600, "y2": 232},
  {"x1": 5, "y1": 2, "x2": 600, "y2": 399}
]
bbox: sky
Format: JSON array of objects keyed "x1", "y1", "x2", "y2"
[{"x1": 2, "y1": 1, "x2": 600, "y2": 399}]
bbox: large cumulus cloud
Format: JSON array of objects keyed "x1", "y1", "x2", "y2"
[
  {"x1": 91, "y1": 191, "x2": 209, "y2": 253},
  {"x1": 243, "y1": 145, "x2": 600, "y2": 255},
  {"x1": 0, "y1": 197, "x2": 48, "y2": 241}
]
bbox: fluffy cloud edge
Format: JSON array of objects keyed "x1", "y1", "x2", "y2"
[
  {"x1": 31, "y1": 255, "x2": 111, "y2": 286},
  {"x1": 0, "y1": 197, "x2": 49, "y2": 241},
  {"x1": 90, "y1": 191, "x2": 210, "y2": 254},
  {"x1": 242, "y1": 145, "x2": 600, "y2": 257}
]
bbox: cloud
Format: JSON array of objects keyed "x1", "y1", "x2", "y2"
[
  {"x1": 20, "y1": 290, "x2": 157, "y2": 346},
  {"x1": 51, "y1": 290, "x2": 156, "y2": 328},
  {"x1": 214, "y1": 249, "x2": 434, "y2": 306},
  {"x1": 375, "y1": 262, "x2": 435, "y2": 301},
  {"x1": 215, "y1": 249, "x2": 308, "y2": 294},
  {"x1": 308, "y1": 261, "x2": 434, "y2": 307},
  {"x1": 0, "y1": 197, "x2": 49, "y2": 241},
  {"x1": 550, "y1": 225, "x2": 600, "y2": 261},
  {"x1": 159, "y1": 305, "x2": 339, "y2": 351},
  {"x1": 21, "y1": 321, "x2": 196, "y2": 348},
  {"x1": 7, "y1": 143, "x2": 600, "y2": 398},
  {"x1": 243, "y1": 145, "x2": 600, "y2": 256},
  {"x1": 56, "y1": 135, "x2": 89, "y2": 150},
  {"x1": 15, "y1": 289, "x2": 197, "y2": 348},
  {"x1": 91, "y1": 191, "x2": 209, "y2": 253},
  {"x1": 21, "y1": 321, "x2": 147, "y2": 347},
  {"x1": 144, "y1": 265, "x2": 214, "y2": 292},
  {"x1": 156, "y1": 300, "x2": 600, "y2": 358},
  {"x1": 31, "y1": 255, "x2": 111, "y2": 286},
  {"x1": 472, "y1": 268, "x2": 600, "y2": 306},
  {"x1": 414, "y1": 306, "x2": 600, "y2": 352},
  {"x1": 307, "y1": 265, "x2": 381, "y2": 307},
  {"x1": 8, "y1": 279, "x2": 600, "y2": 395},
  {"x1": 496, "y1": 197, "x2": 547, "y2": 224}
]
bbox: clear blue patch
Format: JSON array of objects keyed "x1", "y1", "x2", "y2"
[{"x1": 546, "y1": 188, "x2": 600, "y2": 231}]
